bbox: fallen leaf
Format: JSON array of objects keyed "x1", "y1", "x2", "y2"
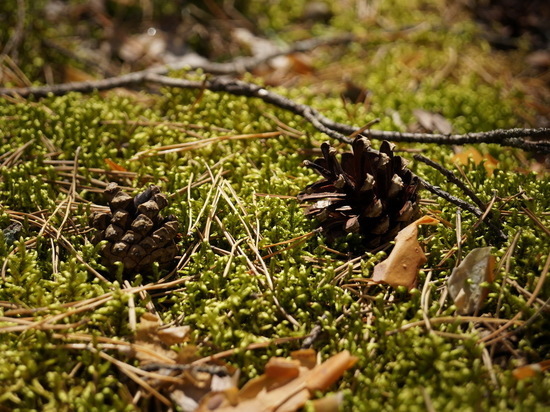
[
  {"x1": 131, "y1": 313, "x2": 237, "y2": 410},
  {"x1": 372, "y1": 216, "x2": 439, "y2": 289},
  {"x1": 158, "y1": 325, "x2": 192, "y2": 346},
  {"x1": 134, "y1": 313, "x2": 185, "y2": 364},
  {"x1": 197, "y1": 350, "x2": 358, "y2": 412},
  {"x1": 290, "y1": 348, "x2": 317, "y2": 369},
  {"x1": 412, "y1": 109, "x2": 453, "y2": 134},
  {"x1": 265, "y1": 357, "x2": 301, "y2": 380},
  {"x1": 447, "y1": 247, "x2": 495, "y2": 315},
  {"x1": 311, "y1": 392, "x2": 344, "y2": 412},
  {"x1": 305, "y1": 350, "x2": 358, "y2": 392},
  {"x1": 512, "y1": 360, "x2": 550, "y2": 380},
  {"x1": 452, "y1": 147, "x2": 499, "y2": 176}
]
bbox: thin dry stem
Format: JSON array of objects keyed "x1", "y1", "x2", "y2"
[
  {"x1": 191, "y1": 336, "x2": 306, "y2": 365},
  {"x1": 494, "y1": 231, "x2": 522, "y2": 319},
  {"x1": 387, "y1": 316, "x2": 524, "y2": 335},
  {"x1": 521, "y1": 206, "x2": 550, "y2": 237},
  {"x1": 1, "y1": 139, "x2": 34, "y2": 167},
  {"x1": 55, "y1": 146, "x2": 81, "y2": 239},
  {"x1": 99, "y1": 351, "x2": 172, "y2": 407},
  {"x1": 131, "y1": 131, "x2": 282, "y2": 160},
  {"x1": 479, "y1": 253, "x2": 549, "y2": 344},
  {"x1": 420, "y1": 270, "x2": 434, "y2": 333}
]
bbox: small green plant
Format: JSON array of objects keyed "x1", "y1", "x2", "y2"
[{"x1": 0, "y1": 0, "x2": 548, "y2": 410}]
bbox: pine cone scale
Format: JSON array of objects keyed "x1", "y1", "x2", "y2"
[
  {"x1": 90, "y1": 183, "x2": 180, "y2": 277},
  {"x1": 299, "y1": 136, "x2": 420, "y2": 249}
]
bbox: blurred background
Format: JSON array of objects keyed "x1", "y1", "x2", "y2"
[{"x1": 1, "y1": 0, "x2": 548, "y2": 129}]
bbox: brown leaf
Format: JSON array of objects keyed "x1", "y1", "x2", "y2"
[
  {"x1": 134, "y1": 313, "x2": 180, "y2": 364},
  {"x1": 158, "y1": 326, "x2": 191, "y2": 346},
  {"x1": 512, "y1": 360, "x2": 550, "y2": 380},
  {"x1": 265, "y1": 357, "x2": 301, "y2": 380},
  {"x1": 412, "y1": 109, "x2": 453, "y2": 134},
  {"x1": 290, "y1": 348, "x2": 317, "y2": 369},
  {"x1": 305, "y1": 350, "x2": 358, "y2": 392},
  {"x1": 447, "y1": 247, "x2": 495, "y2": 315},
  {"x1": 452, "y1": 147, "x2": 498, "y2": 176},
  {"x1": 197, "y1": 350, "x2": 357, "y2": 412},
  {"x1": 372, "y1": 216, "x2": 439, "y2": 289},
  {"x1": 311, "y1": 392, "x2": 344, "y2": 412},
  {"x1": 131, "y1": 314, "x2": 239, "y2": 410}
]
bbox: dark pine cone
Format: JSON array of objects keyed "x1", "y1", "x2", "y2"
[
  {"x1": 298, "y1": 136, "x2": 421, "y2": 250},
  {"x1": 90, "y1": 183, "x2": 179, "y2": 277}
]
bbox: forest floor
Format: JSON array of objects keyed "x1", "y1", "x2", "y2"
[{"x1": 0, "y1": 0, "x2": 549, "y2": 411}]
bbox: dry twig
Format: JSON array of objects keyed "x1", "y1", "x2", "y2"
[
  {"x1": 414, "y1": 154, "x2": 487, "y2": 211},
  {"x1": 1, "y1": 73, "x2": 548, "y2": 153},
  {"x1": 479, "y1": 253, "x2": 549, "y2": 346}
]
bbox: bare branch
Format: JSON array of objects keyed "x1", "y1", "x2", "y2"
[
  {"x1": 417, "y1": 176, "x2": 507, "y2": 241},
  {"x1": 1, "y1": 68, "x2": 548, "y2": 153},
  {"x1": 361, "y1": 128, "x2": 550, "y2": 154},
  {"x1": 413, "y1": 154, "x2": 487, "y2": 211},
  {"x1": 418, "y1": 177, "x2": 483, "y2": 218}
]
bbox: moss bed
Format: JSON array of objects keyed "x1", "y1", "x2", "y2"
[{"x1": 0, "y1": 0, "x2": 549, "y2": 411}]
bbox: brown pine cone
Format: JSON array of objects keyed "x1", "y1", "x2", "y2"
[
  {"x1": 90, "y1": 183, "x2": 180, "y2": 277},
  {"x1": 298, "y1": 136, "x2": 421, "y2": 250}
]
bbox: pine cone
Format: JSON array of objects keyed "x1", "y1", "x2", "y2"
[
  {"x1": 90, "y1": 183, "x2": 180, "y2": 276},
  {"x1": 298, "y1": 136, "x2": 421, "y2": 250}
]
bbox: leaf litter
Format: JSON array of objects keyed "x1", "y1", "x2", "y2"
[
  {"x1": 372, "y1": 215, "x2": 439, "y2": 289},
  {"x1": 98, "y1": 313, "x2": 357, "y2": 412},
  {"x1": 447, "y1": 247, "x2": 495, "y2": 315}
]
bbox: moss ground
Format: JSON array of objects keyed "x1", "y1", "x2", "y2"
[{"x1": 0, "y1": 0, "x2": 549, "y2": 411}]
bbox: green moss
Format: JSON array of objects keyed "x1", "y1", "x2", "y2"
[
  {"x1": 1, "y1": 83, "x2": 548, "y2": 408},
  {"x1": 0, "y1": 0, "x2": 548, "y2": 410}
]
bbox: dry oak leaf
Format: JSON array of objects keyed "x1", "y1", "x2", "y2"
[
  {"x1": 512, "y1": 360, "x2": 550, "y2": 380},
  {"x1": 447, "y1": 247, "x2": 495, "y2": 315},
  {"x1": 134, "y1": 312, "x2": 191, "y2": 364},
  {"x1": 197, "y1": 350, "x2": 358, "y2": 412},
  {"x1": 372, "y1": 216, "x2": 439, "y2": 289}
]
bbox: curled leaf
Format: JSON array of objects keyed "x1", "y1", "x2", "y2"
[
  {"x1": 306, "y1": 350, "x2": 358, "y2": 391},
  {"x1": 198, "y1": 350, "x2": 357, "y2": 412},
  {"x1": 448, "y1": 247, "x2": 495, "y2": 315},
  {"x1": 265, "y1": 357, "x2": 301, "y2": 380},
  {"x1": 372, "y1": 216, "x2": 439, "y2": 289}
]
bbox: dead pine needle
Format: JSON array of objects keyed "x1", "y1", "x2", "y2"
[
  {"x1": 420, "y1": 270, "x2": 434, "y2": 333},
  {"x1": 479, "y1": 253, "x2": 549, "y2": 345},
  {"x1": 98, "y1": 351, "x2": 173, "y2": 407},
  {"x1": 387, "y1": 316, "x2": 524, "y2": 336},
  {"x1": 260, "y1": 230, "x2": 318, "y2": 259},
  {"x1": 191, "y1": 336, "x2": 306, "y2": 365},
  {"x1": 130, "y1": 131, "x2": 281, "y2": 160}
]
